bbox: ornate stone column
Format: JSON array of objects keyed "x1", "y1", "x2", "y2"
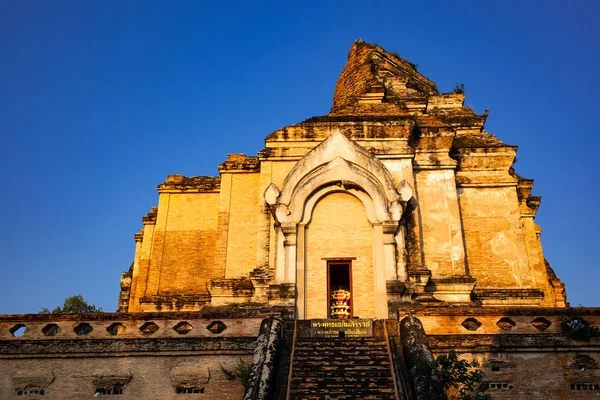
[
  {"x1": 279, "y1": 223, "x2": 300, "y2": 316},
  {"x1": 274, "y1": 225, "x2": 286, "y2": 284},
  {"x1": 296, "y1": 223, "x2": 306, "y2": 319},
  {"x1": 281, "y1": 224, "x2": 297, "y2": 284},
  {"x1": 383, "y1": 222, "x2": 399, "y2": 281}
]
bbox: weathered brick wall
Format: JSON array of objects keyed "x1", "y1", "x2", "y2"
[
  {"x1": 427, "y1": 349, "x2": 600, "y2": 399},
  {"x1": 137, "y1": 192, "x2": 220, "y2": 301},
  {"x1": 225, "y1": 173, "x2": 260, "y2": 278},
  {"x1": 270, "y1": 160, "x2": 298, "y2": 189},
  {"x1": 406, "y1": 309, "x2": 600, "y2": 399},
  {"x1": 459, "y1": 186, "x2": 532, "y2": 288},
  {"x1": 0, "y1": 312, "x2": 271, "y2": 400},
  {"x1": 415, "y1": 169, "x2": 466, "y2": 277},
  {"x1": 158, "y1": 193, "x2": 220, "y2": 293},
  {"x1": 521, "y1": 215, "x2": 558, "y2": 306},
  {"x1": 214, "y1": 173, "x2": 233, "y2": 277},
  {"x1": 329, "y1": 40, "x2": 437, "y2": 115},
  {"x1": 305, "y1": 193, "x2": 374, "y2": 318},
  {"x1": 0, "y1": 354, "x2": 249, "y2": 400},
  {"x1": 129, "y1": 217, "x2": 155, "y2": 311},
  {"x1": 256, "y1": 161, "x2": 274, "y2": 272}
]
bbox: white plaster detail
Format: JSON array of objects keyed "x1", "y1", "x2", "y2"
[
  {"x1": 275, "y1": 204, "x2": 291, "y2": 224},
  {"x1": 264, "y1": 183, "x2": 280, "y2": 206},
  {"x1": 274, "y1": 226, "x2": 285, "y2": 283},
  {"x1": 279, "y1": 130, "x2": 400, "y2": 205},
  {"x1": 300, "y1": 186, "x2": 379, "y2": 225},
  {"x1": 397, "y1": 180, "x2": 414, "y2": 202},
  {"x1": 390, "y1": 201, "x2": 402, "y2": 221},
  {"x1": 289, "y1": 157, "x2": 391, "y2": 224},
  {"x1": 266, "y1": 129, "x2": 410, "y2": 319}
]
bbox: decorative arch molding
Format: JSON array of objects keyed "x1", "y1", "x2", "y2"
[
  {"x1": 278, "y1": 130, "x2": 400, "y2": 205},
  {"x1": 284, "y1": 156, "x2": 397, "y2": 225},
  {"x1": 264, "y1": 130, "x2": 415, "y2": 319},
  {"x1": 300, "y1": 185, "x2": 379, "y2": 226}
]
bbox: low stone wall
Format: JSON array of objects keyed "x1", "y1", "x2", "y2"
[
  {"x1": 0, "y1": 310, "x2": 282, "y2": 400},
  {"x1": 0, "y1": 310, "x2": 277, "y2": 341},
  {"x1": 399, "y1": 307, "x2": 600, "y2": 335},
  {"x1": 403, "y1": 307, "x2": 600, "y2": 399},
  {"x1": 0, "y1": 352, "x2": 252, "y2": 399}
]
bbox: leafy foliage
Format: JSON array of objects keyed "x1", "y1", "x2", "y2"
[
  {"x1": 221, "y1": 358, "x2": 252, "y2": 387},
  {"x1": 419, "y1": 350, "x2": 490, "y2": 400},
  {"x1": 40, "y1": 294, "x2": 102, "y2": 314},
  {"x1": 453, "y1": 82, "x2": 465, "y2": 94},
  {"x1": 561, "y1": 306, "x2": 599, "y2": 341},
  {"x1": 389, "y1": 51, "x2": 418, "y2": 69}
]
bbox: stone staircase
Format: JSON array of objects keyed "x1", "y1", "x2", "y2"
[{"x1": 288, "y1": 332, "x2": 398, "y2": 399}]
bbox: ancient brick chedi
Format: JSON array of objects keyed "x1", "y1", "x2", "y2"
[
  {"x1": 119, "y1": 39, "x2": 566, "y2": 316},
  {"x1": 1, "y1": 41, "x2": 598, "y2": 400}
]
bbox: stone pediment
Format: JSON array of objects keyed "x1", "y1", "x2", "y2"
[{"x1": 277, "y1": 130, "x2": 400, "y2": 207}]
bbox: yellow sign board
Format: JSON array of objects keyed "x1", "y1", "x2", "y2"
[{"x1": 310, "y1": 319, "x2": 373, "y2": 337}]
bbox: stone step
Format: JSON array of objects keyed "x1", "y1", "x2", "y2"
[
  {"x1": 293, "y1": 366, "x2": 391, "y2": 371},
  {"x1": 291, "y1": 378, "x2": 395, "y2": 386},
  {"x1": 294, "y1": 347, "x2": 388, "y2": 353},
  {"x1": 294, "y1": 339, "x2": 386, "y2": 344},
  {"x1": 291, "y1": 389, "x2": 395, "y2": 393},
  {"x1": 293, "y1": 361, "x2": 390, "y2": 367},
  {"x1": 294, "y1": 340, "x2": 386, "y2": 345},
  {"x1": 293, "y1": 364, "x2": 391, "y2": 371},
  {"x1": 290, "y1": 390, "x2": 395, "y2": 397},
  {"x1": 294, "y1": 343, "x2": 388, "y2": 349},
  {"x1": 294, "y1": 353, "x2": 388, "y2": 358},
  {"x1": 296, "y1": 342, "x2": 386, "y2": 349},
  {"x1": 294, "y1": 346, "x2": 388, "y2": 351},
  {"x1": 294, "y1": 355, "x2": 388, "y2": 359},
  {"x1": 294, "y1": 361, "x2": 390, "y2": 365},
  {"x1": 291, "y1": 374, "x2": 393, "y2": 381},
  {"x1": 291, "y1": 387, "x2": 395, "y2": 393},
  {"x1": 289, "y1": 393, "x2": 395, "y2": 400},
  {"x1": 289, "y1": 389, "x2": 396, "y2": 399},
  {"x1": 290, "y1": 390, "x2": 395, "y2": 396},
  {"x1": 295, "y1": 340, "x2": 385, "y2": 342},
  {"x1": 295, "y1": 344, "x2": 388, "y2": 348},
  {"x1": 289, "y1": 335, "x2": 397, "y2": 399},
  {"x1": 292, "y1": 383, "x2": 394, "y2": 389},
  {"x1": 292, "y1": 367, "x2": 392, "y2": 374},
  {"x1": 294, "y1": 351, "x2": 388, "y2": 357}
]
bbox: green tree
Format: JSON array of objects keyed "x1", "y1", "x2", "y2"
[
  {"x1": 40, "y1": 294, "x2": 103, "y2": 314},
  {"x1": 419, "y1": 350, "x2": 490, "y2": 400},
  {"x1": 453, "y1": 82, "x2": 465, "y2": 94}
]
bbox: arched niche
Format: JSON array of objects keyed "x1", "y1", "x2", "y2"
[
  {"x1": 300, "y1": 185, "x2": 379, "y2": 226},
  {"x1": 266, "y1": 130, "x2": 412, "y2": 319}
]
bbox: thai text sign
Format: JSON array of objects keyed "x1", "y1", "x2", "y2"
[{"x1": 310, "y1": 319, "x2": 373, "y2": 337}]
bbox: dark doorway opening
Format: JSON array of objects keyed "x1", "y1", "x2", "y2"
[{"x1": 327, "y1": 261, "x2": 353, "y2": 318}]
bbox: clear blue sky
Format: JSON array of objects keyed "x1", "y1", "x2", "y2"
[{"x1": 1, "y1": 1, "x2": 598, "y2": 313}]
